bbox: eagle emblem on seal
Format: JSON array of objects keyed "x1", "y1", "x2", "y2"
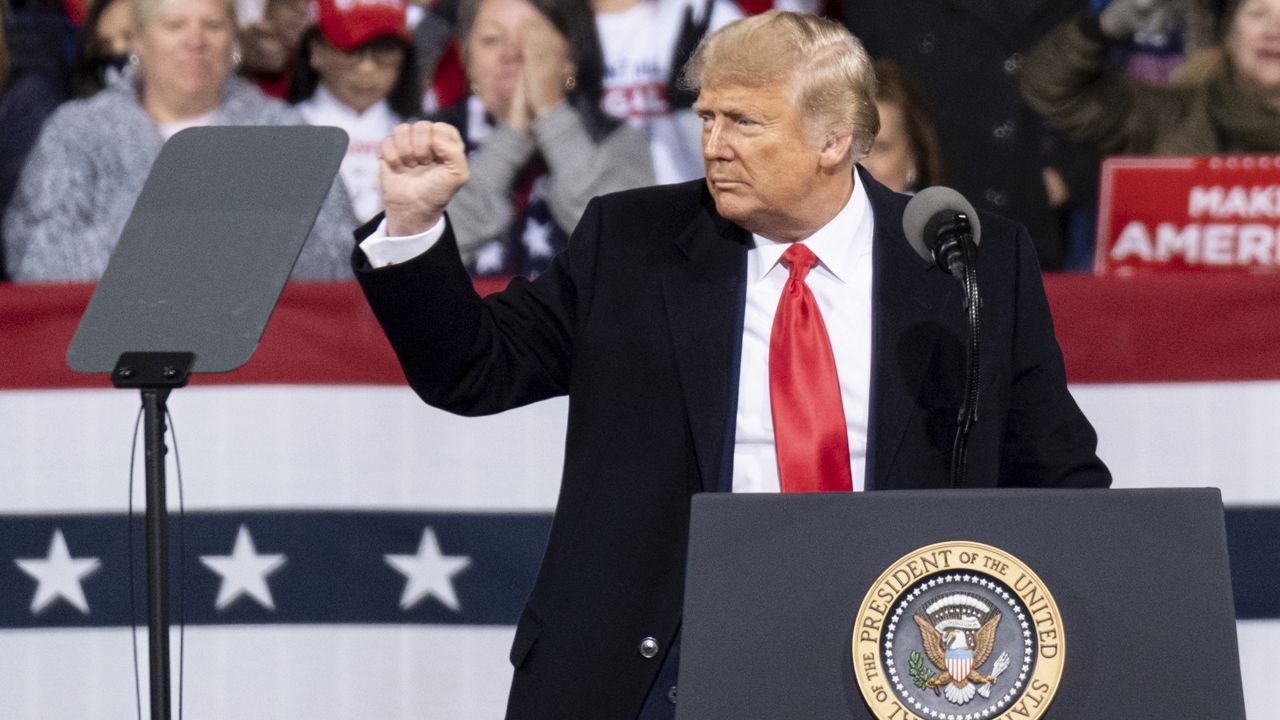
[{"x1": 911, "y1": 592, "x2": 1011, "y2": 705}]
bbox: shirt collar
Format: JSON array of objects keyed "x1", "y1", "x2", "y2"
[{"x1": 750, "y1": 172, "x2": 873, "y2": 284}]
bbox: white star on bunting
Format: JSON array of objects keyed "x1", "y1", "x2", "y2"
[
  {"x1": 523, "y1": 218, "x2": 554, "y2": 258},
  {"x1": 385, "y1": 527, "x2": 471, "y2": 611},
  {"x1": 474, "y1": 241, "x2": 505, "y2": 275},
  {"x1": 15, "y1": 528, "x2": 101, "y2": 614},
  {"x1": 200, "y1": 524, "x2": 286, "y2": 611}
]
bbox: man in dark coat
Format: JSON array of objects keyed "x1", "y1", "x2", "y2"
[
  {"x1": 353, "y1": 10, "x2": 1110, "y2": 720},
  {"x1": 842, "y1": 0, "x2": 1088, "y2": 270}
]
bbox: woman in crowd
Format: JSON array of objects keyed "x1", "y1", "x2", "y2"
[
  {"x1": 591, "y1": 0, "x2": 740, "y2": 185},
  {"x1": 439, "y1": 0, "x2": 653, "y2": 276},
  {"x1": 1021, "y1": 0, "x2": 1280, "y2": 154},
  {"x1": 861, "y1": 59, "x2": 944, "y2": 195},
  {"x1": 71, "y1": 0, "x2": 133, "y2": 97},
  {"x1": 289, "y1": 0, "x2": 420, "y2": 223},
  {"x1": 3, "y1": 0, "x2": 357, "y2": 282}
]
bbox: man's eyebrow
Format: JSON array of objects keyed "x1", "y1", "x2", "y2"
[{"x1": 695, "y1": 103, "x2": 751, "y2": 116}]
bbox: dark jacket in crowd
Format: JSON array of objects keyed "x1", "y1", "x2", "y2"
[
  {"x1": 843, "y1": 0, "x2": 1086, "y2": 270},
  {"x1": 0, "y1": 10, "x2": 73, "y2": 281}
]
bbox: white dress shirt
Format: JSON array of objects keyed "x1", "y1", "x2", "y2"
[
  {"x1": 732, "y1": 176, "x2": 874, "y2": 493},
  {"x1": 360, "y1": 176, "x2": 876, "y2": 494},
  {"x1": 359, "y1": 215, "x2": 445, "y2": 267}
]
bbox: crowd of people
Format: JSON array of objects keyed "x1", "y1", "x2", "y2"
[{"x1": 0, "y1": 0, "x2": 1277, "y2": 281}]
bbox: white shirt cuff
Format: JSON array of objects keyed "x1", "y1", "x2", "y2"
[{"x1": 359, "y1": 216, "x2": 448, "y2": 269}]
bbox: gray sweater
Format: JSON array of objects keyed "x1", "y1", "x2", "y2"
[
  {"x1": 4, "y1": 74, "x2": 358, "y2": 281},
  {"x1": 448, "y1": 100, "x2": 656, "y2": 259}
]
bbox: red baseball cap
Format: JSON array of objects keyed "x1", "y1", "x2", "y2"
[{"x1": 310, "y1": 0, "x2": 411, "y2": 51}]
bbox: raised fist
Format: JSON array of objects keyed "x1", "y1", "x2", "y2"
[{"x1": 378, "y1": 122, "x2": 470, "y2": 237}]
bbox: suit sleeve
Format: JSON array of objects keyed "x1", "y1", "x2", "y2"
[
  {"x1": 353, "y1": 198, "x2": 603, "y2": 416},
  {"x1": 998, "y1": 224, "x2": 1112, "y2": 488}
]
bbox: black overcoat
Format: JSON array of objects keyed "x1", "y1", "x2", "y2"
[{"x1": 354, "y1": 169, "x2": 1110, "y2": 719}]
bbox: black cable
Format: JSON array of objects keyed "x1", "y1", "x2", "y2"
[
  {"x1": 127, "y1": 405, "x2": 144, "y2": 720},
  {"x1": 129, "y1": 403, "x2": 188, "y2": 720},
  {"x1": 950, "y1": 234, "x2": 982, "y2": 488},
  {"x1": 166, "y1": 408, "x2": 186, "y2": 720}
]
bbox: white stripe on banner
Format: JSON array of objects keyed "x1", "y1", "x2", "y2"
[
  {"x1": 9, "y1": 381, "x2": 1280, "y2": 511},
  {"x1": 1238, "y1": 619, "x2": 1280, "y2": 718},
  {"x1": 0, "y1": 626, "x2": 514, "y2": 720},
  {"x1": 0, "y1": 387, "x2": 565, "y2": 512},
  {"x1": 1074, "y1": 381, "x2": 1280, "y2": 503}
]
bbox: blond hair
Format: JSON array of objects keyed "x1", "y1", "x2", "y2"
[{"x1": 680, "y1": 10, "x2": 879, "y2": 163}]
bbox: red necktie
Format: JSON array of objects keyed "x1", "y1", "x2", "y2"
[{"x1": 769, "y1": 244, "x2": 853, "y2": 493}]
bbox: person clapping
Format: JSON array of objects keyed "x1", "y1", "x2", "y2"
[{"x1": 435, "y1": 0, "x2": 653, "y2": 277}]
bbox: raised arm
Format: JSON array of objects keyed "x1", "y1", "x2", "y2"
[
  {"x1": 1020, "y1": 7, "x2": 1191, "y2": 155},
  {"x1": 356, "y1": 120, "x2": 591, "y2": 416}
]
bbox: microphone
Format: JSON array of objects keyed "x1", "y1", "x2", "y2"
[
  {"x1": 902, "y1": 187, "x2": 982, "y2": 278},
  {"x1": 902, "y1": 187, "x2": 984, "y2": 488}
]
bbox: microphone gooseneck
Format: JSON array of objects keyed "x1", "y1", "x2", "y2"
[{"x1": 902, "y1": 187, "x2": 984, "y2": 488}]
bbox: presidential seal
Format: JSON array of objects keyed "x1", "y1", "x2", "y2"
[{"x1": 852, "y1": 542, "x2": 1064, "y2": 720}]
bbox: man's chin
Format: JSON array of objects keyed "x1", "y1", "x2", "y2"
[
  {"x1": 710, "y1": 196, "x2": 760, "y2": 233},
  {"x1": 710, "y1": 194, "x2": 742, "y2": 222}
]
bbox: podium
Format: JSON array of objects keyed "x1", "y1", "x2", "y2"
[{"x1": 676, "y1": 488, "x2": 1245, "y2": 719}]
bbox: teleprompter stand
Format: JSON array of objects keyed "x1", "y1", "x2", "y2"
[
  {"x1": 67, "y1": 126, "x2": 347, "y2": 719},
  {"x1": 112, "y1": 351, "x2": 194, "y2": 720}
]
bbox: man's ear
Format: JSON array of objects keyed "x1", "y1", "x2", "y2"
[{"x1": 818, "y1": 130, "x2": 854, "y2": 171}]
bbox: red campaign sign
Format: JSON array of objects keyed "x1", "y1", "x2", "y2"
[{"x1": 1095, "y1": 155, "x2": 1280, "y2": 276}]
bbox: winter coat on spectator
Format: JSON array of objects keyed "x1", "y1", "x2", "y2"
[
  {"x1": 1021, "y1": 12, "x2": 1280, "y2": 155},
  {"x1": 4, "y1": 72, "x2": 357, "y2": 281}
]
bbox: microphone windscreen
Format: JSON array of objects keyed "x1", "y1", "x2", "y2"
[{"x1": 901, "y1": 186, "x2": 983, "y2": 263}]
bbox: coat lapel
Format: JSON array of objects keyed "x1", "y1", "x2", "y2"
[
  {"x1": 863, "y1": 171, "x2": 955, "y2": 490},
  {"x1": 660, "y1": 194, "x2": 749, "y2": 494},
  {"x1": 657, "y1": 174, "x2": 960, "y2": 493}
]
